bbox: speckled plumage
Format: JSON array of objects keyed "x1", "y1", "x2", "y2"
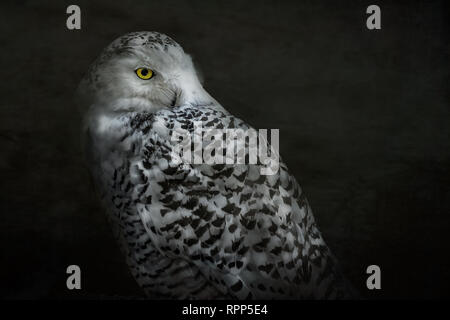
[{"x1": 79, "y1": 32, "x2": 351, "y2": 299}]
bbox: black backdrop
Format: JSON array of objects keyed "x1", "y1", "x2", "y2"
[{"x1": 0, "y1": 0, "x2": 448, "y2": 299}]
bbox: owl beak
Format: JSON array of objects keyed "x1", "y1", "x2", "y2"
[{"x1": 170, "y1": 89, "x2": 180, "y2": 107}]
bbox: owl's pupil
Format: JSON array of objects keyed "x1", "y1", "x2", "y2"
[{"x1": 141, "y1": 69, "x2": 148, "y2": 76}]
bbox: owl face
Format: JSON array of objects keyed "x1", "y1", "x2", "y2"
[{"x1": 79, "y1": 32, "x2": 204, "y2": 113}]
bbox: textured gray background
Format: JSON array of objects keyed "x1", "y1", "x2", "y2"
[{"x1": 0, "y1": 0, "x2": 448, "y2": 299}]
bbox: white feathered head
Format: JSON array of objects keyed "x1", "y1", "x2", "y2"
[{"x1": 77, "y1": 31, "x2": 211, "y2": 114}]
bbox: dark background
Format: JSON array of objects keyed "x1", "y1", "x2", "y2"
[{"x1": 0, "y1": 0, "x2": 448, "y2": 299}]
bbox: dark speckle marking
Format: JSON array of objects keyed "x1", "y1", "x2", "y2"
[{"x1": 230, "y1": 280, "x2": 243, "y2": 292}]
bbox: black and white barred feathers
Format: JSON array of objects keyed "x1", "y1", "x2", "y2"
[{"x1": 79, "y1": 32, "x2": 352, "y2": 299}]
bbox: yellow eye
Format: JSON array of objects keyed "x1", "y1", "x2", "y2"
[{"x1": 135, "y1": 68, "x2": 154, "y2": 80}]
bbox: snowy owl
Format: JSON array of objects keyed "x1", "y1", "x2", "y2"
[{"x1": 78, "y1": 31, "x2": 352, "y2": 299}]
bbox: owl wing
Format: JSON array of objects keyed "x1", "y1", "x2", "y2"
[{"x1": 123, "y1": 104, "x2": 348, "y2": 299}]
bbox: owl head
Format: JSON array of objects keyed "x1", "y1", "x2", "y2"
[{"x1": 77, "y1": 32, "x2": 213, "y2": 114}]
